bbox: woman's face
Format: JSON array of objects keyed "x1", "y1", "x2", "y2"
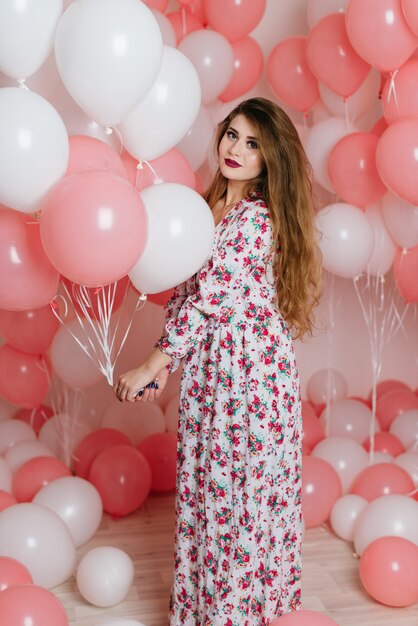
[{"x1": 218, "y1": 114, "x2": 263, "y2": 184}]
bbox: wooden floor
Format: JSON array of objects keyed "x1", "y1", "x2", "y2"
[{"x1": 55, "y1": 493, "x2": 418, "y2": 626}]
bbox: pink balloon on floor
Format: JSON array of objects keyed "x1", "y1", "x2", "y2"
[
  {"x1": 0, "y1": 346, "x2": 50, "y2": 408},
  {"x1": 270, "y1": 609, "x2": 338, "y2": 624},
  {"x1": 351, "y1": 462, "x2": 415, "y2": 501},
  {"x1": 13, "y1": 456, "x2": 72, "y2": 503},
  {"x1": 137, "y1": 432, "x2": 177, "y2": 492},
  {"x1": 220, "y1": 36, "x2": 264, "y2": 103},
  {"x1": 369, "y1": 379, "x2": 411, "y2": 401},
  {"x1": 302, "y1": 413, "x2": 325, "y2": 450},
  {"x1": 73, "y1": 428, "x2": 132, "y2": 479},
  {"x1": 0, "y1": 584, "x2": 69, "y2": 626},
  {"x1": 204, "y1": 0, "x2": 266, "y2": 43},
  {"x1": 66, "y1": 135, "x2": 127, "y2": 178},
  {"x1": 121, "y1": 149, "x2": 196, "y2": 191},
  {"x1": 393, "y1": 245, "x2": 418, "y2": 303},
  {"x1": 376, "y1": 388, "x2": 418, "y2": 430},
  {"x1": 0, "y1": 306, "x2": 59, "y2": 354},
  {"x1": 363, "y1": 431, "x2": 405, "y2": 456},
  {"x1": 359, "y1": 536, "x2": 418, "y2": 606},
  {"x1": 0, "y1": 556, "x2": 33, "y2": 590},
  {"x1": 302, "y1": 456, "x2": 342, "y2": 528}
]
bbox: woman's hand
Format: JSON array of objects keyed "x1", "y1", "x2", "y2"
[
  {"x1": 136, "y1": 366, "x2": 169, "y2": 403},
  {"x1": 114, "y1": 364, "x2": 155, "y2": 403}
]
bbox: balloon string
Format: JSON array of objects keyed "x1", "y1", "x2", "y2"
[
  {"x1": 104, "y1": 125, "x2": 124, "y2": 155},
  {"x1": 181, "y1": 7, "x2": 187, "y2": 38},
  {"x1": 343, "y1": 97, "x2": 350, "y2": 134},
  {"x1": 387, "y1": 70, "x2": 399, "y2": 114},
  {"x1": 17, "y1": 78, "x2": 29, "y2": 90},
  {"x1": 135, "y1": 161, "x2": 143, "y2": 191},
  {"x1": 142, "y1": 159, "x2": 159, "y2": 184}
]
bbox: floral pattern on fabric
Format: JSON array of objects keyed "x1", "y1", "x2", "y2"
[{"x1": 157, "y1": 195, "x2": 302, "y2": 625}]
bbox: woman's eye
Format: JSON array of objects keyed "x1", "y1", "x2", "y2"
[
  {"x1": 248, "y1": 141, "x2": 258, "y2": 149},
  {"x1": 227, "y1": 130, "x2": 237, "y2": 139}
]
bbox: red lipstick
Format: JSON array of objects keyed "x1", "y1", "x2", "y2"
[{"x1": 224, "y1": 158, "x2": 241, "y2": 168}]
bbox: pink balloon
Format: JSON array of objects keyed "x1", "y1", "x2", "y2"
[
  {"x1": 147, "y1": 288, "x2": 175, "y2": 307},
  {"x1": 393, "y1": 245, "x2": 418, "y2": 303},
  {"x1": 328, "y1": 132, "x2": 386, "y2": 208},
  {"x1": 351, "y1": 462, "x2": 415, "y2": 501},
  {"x1": 302, "y1": 413, "x2": 325, "y2": 450},
  {"x1": 73, "y1": 428, "x2": 132, "y2": 479},
  {"x1": 0, "y1": 346, "x2": 50, "y2": 408},
  {"x1": 302, "y1": 456, "x2": 342, "y2": 528},
  {"x1": 220, "y1": 37, "x2": 264, "y2": 103},
  {"x1": 382, "y1": 59, "x2": 418, "y2": 123},
  {"x1": 180, "y1": 0, "x2": 207, "y2": 24},
  {"x1": 307, "y1": 14, "x2": 370, "y2": 97},
  {"x1": 121, "y1": 149, "x2": 196, "y2": 191},
  {"x1": 0, "y1": 491, "x2": 18, "y2": 512},
  {"x1": 40, "y1": 172, "x2": 147, "y2": 287},
  {"x1": 346, "y1": 0, "x2": 418, "y2": 71},
  {"x1": 143, "y1": 0, "x2": 169, "y2": 11},
  {"x1": 12, "y1": 456, "x2": 72, "y2": 503},
  {"x1": 66, "y1": 135, "x2": 128, "y2": 179},
  {"x1": 88, "y1": 445, "x2": 152, "y2": 517},
  {"x1": 0, "y1": 207, "x2": 59, "y2": 311},
  {"x1": 371, "y1": 116, "x2": 389, "y2": 137},
  {"x1": 0, "y1": 305, "x2": 59, "y2": 354},
  {"x1": 267, "y1": 37, "x2": 319, "y2": 113},
  {"x1": 370, "y1": 378, "x2": 411, "y2": 401},
  {"x1": 270, "y1": 609, "x2": 338, "y2": 625},
  {"x1": 166, "y1": 10, "x2": 203, "y2": 44},
  {"x1": 0, "y1": 557, "x2": 33, "y2": 590},
  {"x1": 61, "y1": 275, "x2": 130, "y2": 320},
  {"x1": 0, "y1": 584, "x2": 69, "y2": 626},
  {"x1": 376, "y1": 388, "x2": 418, "y2": 430},
  {"x1": 360, "y1": 536, "x2": 418, "y2": 606},
  {"x1": 402, "y1": 0, "x2": 418, "y2": 35},
  {"x1": 137, "y1": 433, "x2": 177, "y2": 493},
  {"x1": 204, "y1": 0, "x2": 266, "y2": 43},
  {"x1": 363, "y1": 432, "x2": 405, "y2": 456},
  {"x1": 14, "y1": 405, "x2": 54, "y2": 435},
  {"x1": 376, "y1": 118, "x2": 418, "y2": 205}
]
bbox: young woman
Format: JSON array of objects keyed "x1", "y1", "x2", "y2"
[{"x1": 115, "y1": 98, "x2": 322, "y2": 625}]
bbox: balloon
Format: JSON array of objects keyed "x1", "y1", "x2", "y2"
[
  {"x1": 371, "y1": 116, "x2": 389, "y2": 137},
  {"x1": 320, "y1": 68, "x2": 381, "y2": 120},
  {"x1": 0, "y1": 490, "x2": 17, "y2": 512},
  {"x1": 178, "y1": 29, "x2": 234, "y2": 105},
  {"x1": 0, "y1": 305, "x2": 59, "y2": 354},
  {"x1": 0, "y1": 584, "x2": 69, "y2": 626},
  {"x1": 74, "y1": 428, "x2": 132, "y2": 479},
  {"x1": 33, "y1": 476, "x2": 103, "y2": 547},
  {"x1": 306, "y1": 368, "x2": 347, "y2": 405},
  {"x1": 143, "y1": 0, "x2": 168, "y2": 11},
  {"x1": 0, "y1": 207, "x2": 60, "y2": 311},
  {"x1": 220, "y1": 37, "x2": 264, "y2": 103},
  {"x1": 55, "y1": 0, "x2": 163, "y2": 127},
  {"x1": 151, "y1": 9, "x2": 176, "y2": 47},
  {"x1": 345, "y1": 0, "x2": 418, "y2": 72},
  {"x1": 394, "y1": 452, "x2": 418, "y2": 486},
  {"x1": 330, "y1": 494, "x2": 368, "y2": 541},
  {"x1": 61, "y1": 275, "x2": 131, "y2": 321},
  {"x1": 267, "y1": 37, "x2": 319, "y2": 113},
  {"x1": 351, "y1": 462, "x2": 415, "y2": 500},
  {"x1": 166, "y1": 10, "x2": 203, "y2": 45},
  {"x1": 382, "y1": 59, "x2": 418, "y2": 123},
  {"x1": 328, "y1": 133, "x2": 386, "y2": 208},
  {"x1": 88, "y1": 445, "x2": 152, "y2": 517},
  {"x1": 137, "y1": 433, "x2": 177, "y2": 492},
  {"x1": 382, "y1": 192, "x2": 418, "y2": 250},
  {"x1": 0, "y1": 556, "x2": 33, "y2": 590},
  {"x1": 204, "y1": 0, "x2": 266, "y2": 43},
  {"x1": 0, "y1": 458, "x2": 12, "y2": 493},
  {"x1": 76, "y1": 547, "x2": 134, "y2": 607},
  {"x1": 315, "y1": 203, "x2": 374, "y2": 278},
  {"x1": 359, "y1": 536, "x2": 418, "y2": 606},
  {"x1": 393, "y1": 245, "x2": 418, "y2": 303},
  {"x1": 302, "y1": 456, "x2": 342, "y2": 528},
  {"x1": 0, "y1": 502, "x2": 76, "y2": 588},
  {"x1": 376, "y1": 388, "x2": 418, "y2": 430},
  {"x1": 0, "y1": 347, "x2": 50, "y2": 409},
  {"x1": 371, "y1": 378, "x2": 411, "y2": 400},
  {"x1": 147, "y1": 288, "x2": 175, "y2": 308},
  {"x1": 0, "y1": 419, "x2": 36, "y2": 456},
  {"x1": 390, "y1": 410, "x2": 418, "y2": 449},
  {"x1": 403, "y1": 0, "x2": 418, "y2": 35},
  {"x1": 38, "y1": 414, "x2": 92, "y2": 467},
  {"x1": 129, "y1": 183, "x2": 215, "y2": 294},
  {"x1": 353, "y1": 494, "x2": 418, "y2": 555},
  {"x1": 0, "y1": 88, "x2": 68, "y2": 212},
  {"x1": 320, "y1": 399, "x2": 379, "y2": 444},
  {"x1": 40, "y1": 171, "x2": 147, "y2": 287},
  {"x1": 4, "y1": 440, "x2": 55, "y2": 474},
  {"x1": 302, "y1": 413, "x2": 325, "y2": 451},
  {"x1": 365, "y1": 203, "x2": 397, "y2": 277},
  {"x1": 119, "y1": 46, "x2": 200, "y2": 161},
  {"x1": 122, "y1": 149, "x2": 196, "y2": 192},
  {"x1": 12, "y1": 456, "x2": 72, "y2": 503},
  {"x1": 270, "y1": 611, "x2": 338, "y2": 625},
  {"x1": 312, "y1": 436, "x2": 369, "y2": 493},
  {"x1": 176, "y1": 105, "x2": 214, "y2": 170},
  {"x1": 101, "y1": 400, "x2": 166, "y2": 446},
  {"x1": 0, "y1": 0, "x2": 62, "y2": 80},
  {"x1": 180, "y1": 0, "x2": 207, "y2": 25},
  {"x1": 307, "y1": 14, "x2": 370, "y2": 97},
  {"x1": 363, "y1": 431, "x2": 404, "y2": 456},
  {"x1": 66, "y1": 135, "x2": 127, "y2": 179},
  {"x1": 307, "y1": 0, "x2": 351, "y2": 28}
]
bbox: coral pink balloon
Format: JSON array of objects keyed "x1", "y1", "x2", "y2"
[
  {"x1": 0, "y1": 305, "x2": 59, "y2": 354},
  {"x1": 371, "y1": 116, "x2": 389, "y2": 137},
  {"x1": 0, "y1": 584, "x2": 69, "y2": 626},
  {"x1": 180, "y1": 0, "x2": 207, "y2": 24},
  {"x1": 66, "y1": 135, "x2": 127, "y2": 179},
  {"x1": 0, "y1": 490, "x2": 17, "y2": 512},
  {"x1": 204, "y1": 0, "x2": 266, "y2": 43},
  {"x1": 312, "y1": 435, "x2": 369, "y2": 493},
  {"x1": 376, "y1": 388, "x2": 418, "y2": 430},
  {"x1": 147, "y1": 288, "x2": 175, "y2": 307},
  {"x1": 143, "y1": 0, "x2": 169, "y2": 11},
  {"x1": 12, "y1": 457, "x2": 72, "y2": 503},
  {"x1": 328, "y1": 132, "x2": 386, "y2": 208},
  {"x1": 346, "y1": 0, "x2": 418, "y2": 71},
  {"x1": 393, "y1": 246, "x2": 418, "y2": 303},
  {"x1": 61, "y1": 275, "x2": 130, "y2": 320},
  {"x1": 89, "y1": 445, "x2": 152, "y2": 517},
  {"x1": 370, "y1": 379, "x2": 411, "y2": 401},
  {"x1": 376, "y1": 118, "x2": 418, "y2": 205},
  {"x1": 166, "y1": 10, "x2": 203, "y2": 44},
  {"x1": 360, "y1": 536, "x2": 418, "y2": 606},
  {"x1": 267, "y1": 37, "x2": 319, "y2": 113},
  {"x1": 137, "y1": 433, "x2": 177, "y2": 492},
  {"x1": 307, "y1": 14, "x2": 370, "y2": 97},
  {"x1": 0, "y1": 207, "x2": 59, "y2": 311},
  {"x1": 73, "y1": 428, "x2": 132, "y2": 479},
  {"x1": 220, "y1": 36, "x2": 264, "y2": 103},
  {"x1": 40, "y1": 171, "x2": 147, "y2": 287},
  {"x1": 351, "y1": 462, "x2": 415, "y2": 501},
  {"x1": 0, "y1": 557, "x2": 33, "y2": 590},
  {"x1": 403, "y1": 0, "x2": 418, "y2": 35},
  {"x1": 270, "y1": 609, "x2": 338, "y2": 625},
  {"x1": 121, "y1": 149, "x2": 196, "y2": 191},
  {"x1": 0, "y1": 346, "x2": 50, "y2": 408},
  {"x1": 302, "y1": 455, "x2": 342, "y2": 528},
  {"x1": 363, "y1": 432, "x2": 405, "y2": 456},
  {"x1": 382, "y1": 59, "x2": 418, "y2": 123},
  {"x1": 302, "y1": 413, "x2": 325, "y2": 450}
]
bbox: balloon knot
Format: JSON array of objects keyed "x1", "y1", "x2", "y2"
[
  {"x1": 136, "y1": 161, "x2": 144, "y2": 170},
  {"x1": 105, "y1": 126, "x2": 113, "y2": 135}
]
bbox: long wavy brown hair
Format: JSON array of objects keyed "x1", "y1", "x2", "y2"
[{"x1": 204, "y1": 97, "x2": 322, "y2": 339}]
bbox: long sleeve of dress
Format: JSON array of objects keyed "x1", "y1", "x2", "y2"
[{"x1": 156, "y1": 200, "x2": 276, "y2": 362}]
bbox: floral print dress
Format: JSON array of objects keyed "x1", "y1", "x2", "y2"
[{"x1": 157, "y1": 194, "x2": 302, "y2": 626}]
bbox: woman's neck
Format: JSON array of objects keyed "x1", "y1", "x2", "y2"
[{"x1": 224, "y1": 181, "x2": 247, "y2": 206}]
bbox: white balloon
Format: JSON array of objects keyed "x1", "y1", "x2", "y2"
[
  {"x1": 33, "y1": 476, "x2": 103, "y2": 547},
  {"x1": 77, "y1": 546, "x2": 134, "y2": 607},
  {"x1": 179, "y1": 29, "x2": 234, "y2": 105},
  {"x1": 129, "y1": 183, "x2": 215, "y2": 294},
  {"x1": 119, "y1": 46, "x2": 201, "y2": 161},
  {"x1": 0, "y1": 0, "x2": 63, "y2": 80},
  {"x1": 306, "y1": 368, "x2": 347, "y2": 405},
  {"x1": 382, "y1": 191, "x2": 418, "y2": 249},
  {"x1": 55, "y1": 0, "x2": 163, "y2": 126},
  {"x1": 393, "y1": 452, "x2": 418, "y2": 486},
  {"x1": 102, "y1": 400, "x2": 166, "y2": 445},
  {"x1": 0, "y1": 502, "x2": 76, "y2": 588},
  {"x1": 0, "y1": 87, "x2": 69, "y2": 212},
  {"x1": 177, "y1": 104, "x2": 215, "y2": 171},
  {"x1": 365, "y1": 203, "x2": 397, "y2": 277},
  {"x1": 151, "y1": 9, "x2": 176, "y2": 47},
  {"x1": 4, "y1": 440, "x2": 55, "y2": 473},
  {"x1": 312, "y1": 435, "x2": 369, "y2": 492},
  {"x1": 330, "y1": 494, "x2": 368, "y2": 542},
  {"x1": 320, "y1": 398, "x2": 380, "y2": 444},
  {"x1": 38, "y1": 413, "x2": 92, "y2": 466},
  {"x1": 390, "y1": 410, "x2": 418, "y2": 449},
  {"x1": 0, "y1": 419, "x2": 36, "y2": 455},
  {"x1": 319, "y1": 68, "x2": 381, "y2": 121}
]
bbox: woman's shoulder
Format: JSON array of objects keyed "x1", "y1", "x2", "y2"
[{"x1": 240, "y1": 193, "x2": 270, "y2": 224}]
